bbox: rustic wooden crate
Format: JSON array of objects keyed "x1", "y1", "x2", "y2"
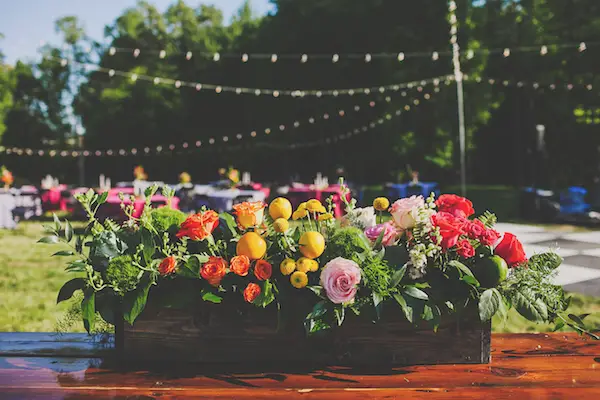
[{"x1": 116, "y1": 299, "x2": 491, "y2": 366}]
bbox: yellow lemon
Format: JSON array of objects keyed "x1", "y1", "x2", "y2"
[
  {"x1": 236, "y1": 232, "x2": 267, "y2": 260},
  {"x1": 269, "y1": 197, "x2": 293, "y2": 220},
  {"x1": 373, "y1": 197, "x2": 390, "y2": 212},
  {"x1": 280, "y1": 258, "x2": 296, "y2": 275},
  {"x1": 299, "y1": 231, "x2": 325, "y2": 259},
  {"x1": 290, "y1": 271, "x2": 308, "y2": 288},
  {"x1": 273, "y1": 218, "x2": 289, "y2": 233}
]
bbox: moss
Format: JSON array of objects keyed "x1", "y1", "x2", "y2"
[
  {"x1": 322, "y1": 227, "x2": 371, "y2": 264},
  {"x1": 150, "y1": 207, "x2": 186, "y2": 234},
  {"x1": 104, "y1": 255, "x2": 140, "y2": 294}
]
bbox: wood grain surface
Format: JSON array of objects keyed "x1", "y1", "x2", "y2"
[{"x1": 0, "y1": 333, "x2": 599, "y2": 399}]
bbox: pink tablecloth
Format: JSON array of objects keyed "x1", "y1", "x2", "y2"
[
  {"x1": 41, "y1": 185, "x2": 69, "y2": 212},
  {"x1": 286, "y1": 185, "x2": 349, "y2": 217}
]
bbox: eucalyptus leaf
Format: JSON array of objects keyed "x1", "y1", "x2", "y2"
[
  {"x1": 393, "y1": 293, "x2": 413, "y2": 323},
  {"x1": 38, "y1": 236, "x2": 59, "y2": 244},
  {"x1": 65, "y1": 220, "x2": 74, "y2": 243},
  {"x1": 403, "y1": 286, "x2": 429, "y2": 301},
  {"x1": 53, "y1": 250, "x2": 75, "y2": 257},
  {"x1": 390, "y1": 265, "x2": 407, "y2": 288},
  {"x1": 53, "y1": 214, "x2": 61, "y2": 232}
]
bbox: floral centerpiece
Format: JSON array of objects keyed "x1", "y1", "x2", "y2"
[{"x1": 42, "y1": 182, "x2": 597, "y2": 363}]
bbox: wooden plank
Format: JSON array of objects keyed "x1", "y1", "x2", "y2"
[
  {"x1": 0, "y1": 353, "x2": 599, "y2": 390},
  {"x1": 3, "y1": 387, "x2": 600, "y2": 399}
]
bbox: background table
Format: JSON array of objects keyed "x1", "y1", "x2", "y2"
[{"x1": 0, "y1": 332, "x2": 599, "y2": 398}]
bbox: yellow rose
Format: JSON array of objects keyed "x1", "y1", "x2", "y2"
[{"x1": 373, "y1": 197, "x2": 390, "y2": 212}]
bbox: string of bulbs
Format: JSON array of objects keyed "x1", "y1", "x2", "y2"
[
  {"x1": 52, "y1": 56, "x2": 451, "y2": 98},
  {"x1": 464, "y1": 75, "x2": 599, "y2": 92},
  {"x1": 103, "y1": 41, "x2": 596, "y2": 64},
  {"x1": 0, "y1": 89, "x2": 438, "y2": 157}
]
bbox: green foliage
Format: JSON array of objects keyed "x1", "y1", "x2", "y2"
[
  {"x1": 104, "y1": 255, "x2": 140, "y2": 294},
  {"x1": 322, "y1": 227, "x2": 371, "y2": 264},
  {"x1": 478, "y1": 211, "x2": 498, "y2": 229}
]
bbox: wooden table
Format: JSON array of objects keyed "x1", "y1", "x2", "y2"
[{"x1": 0, "y1": 332, "x2": 599, "y2": 399}]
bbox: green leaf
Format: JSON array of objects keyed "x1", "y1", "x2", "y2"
[
  {"x1": 140, "y1": 228, "x2": 155, "y2": 265},
  {"x1": 254, "y1": 280, "x2": 275, "y2": 308},
  {"x1": 81, "y1": 290, "x2": 96, "y2": 333},
  {"x1": 201, "y1": 290, "x2": 223, "y2": 304},
  {"x1": 513, "y1": 290, "x2": 549, "y2": 322},
  {"x1": 445, "y1": 301, "x2": 455, "y2": 311},
  {"x1": 123, "y1": 281, "x2": 151, "y2": 325},
  {"x1": 449, "y1": 260, "x2": 476, "y2": 278},
  {"x1": 334, "y1": 306, "x2": 345, "y2": 326},
  {"x1": 479, "y1": 288, "x2": 501, "y2": 321},
  {"x1": 390, "y1": 265, "x2": 407, "y2": 288},
  {"x1": 306, "y1": 300, "x2": 328, "y2": 320},
  {"x1": 65, "y1": 220, "x2": 74, "y2": 243},
  {"x1": 373, "y1": 292, "x2": 384, "y2": 320},
  {"x1": 218, "y1": 212, "x2": 238, "y2": 238},
  {"x1": 97, "y1": 191, "x2": 109, "y2": 205},
  {"x1": 373, "y1": 228, "x2": 386, "y2": 249},
  {"x1": 568, "y1": 313, "x2": 586, "y2": 327},
  {"x1": 423, "y1": 304, "x2": 434, "y2": 321},
  {"x1": 52, "y1": 250, "x2": 74, "y2": 257},
  {"x1": 461, "y1": 274, "x2": 481, "y2": 287},
  {"x1": 529, "y1": 252, "x2": 563, "y2": 271},
  {"x1": 53, "y1": 213, "x2": 61, "y2": 231},
  {"x1": 393, "y1": 293, "x2": 413, "y2": 323},
  {"x1": 57, "y1": 278, "x2": 86, "y2": 304},
  {"x1": 552, "y1": 321, "x2": 565, "y2": 332},
  {"x1": 38, "y1": 236, "x2": 59, "y2": 244},
  {"x1": 403, "y1": 286, "x2": 429, "y2": 300}
]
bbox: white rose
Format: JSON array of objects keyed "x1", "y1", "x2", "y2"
[{"x1": 390, "y1": 196, "x2": 425, "y2": 229}]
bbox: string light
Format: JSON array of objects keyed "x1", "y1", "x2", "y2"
[
  {"x1": 2, "y1": 92, "x2": 438, "y2": 157},
  {"x1": 53, "y1": 56, "x2": 449, "y2": 97},
  {"x1": 463, "y1": 74, "x2": 599, "y2": 92}
]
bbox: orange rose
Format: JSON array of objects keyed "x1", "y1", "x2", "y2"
[
  {"x1": 254, "y1": 259, "x2": 272, "y2": 281},
  {"x1": 232, "y1": 201, "x2": 266, "y2": 229},
  {"x1": 176, "y1": 210, "x2": 219, "y2": 241},
  {"x1": 200, "y1": 256, "x2": 227, "y2": 287},
  {"x1": 230, "y1": 255, "x2": 250, "y2": 276},
  {"x1": 158, "y1": 256, "x2": 177, "y2": 276},
  {"x1": 243, "y1": 283, "x2": 261, "y2": 303}
]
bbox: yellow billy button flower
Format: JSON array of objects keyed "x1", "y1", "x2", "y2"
[
  {"x1": 292, "y1": 208, "x2": 308, "y2": 220},
  {"x1": 318, "y1": 213, "x2": 333, "y2": 221},
  {"x1": 290, "y1": 271, "x2": 308, "y2": 288},
  {"x1": 296, "y1": 257, "x2": 312, "y2": 273},
  {"x1": 280, "y1": 258, "x2": 296, "y2": 275},
  {"x1": 373, "y1": 197, "x2": 390, "y2": 212},
  {"x1": 273, "y1": 218, "x2": 289, "y2": 233}
]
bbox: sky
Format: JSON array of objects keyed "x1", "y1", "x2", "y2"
[{"x1": 0, "y1": 0, "x2": 273, "y2": 64}]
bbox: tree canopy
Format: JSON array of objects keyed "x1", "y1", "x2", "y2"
[{"x1": 0, "y1": 0, "x2": 599, "y2": 188}]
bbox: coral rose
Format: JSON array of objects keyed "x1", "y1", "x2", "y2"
[
  {"x1": 254, "y1": 259, "x2": 272, "y2": 281},
  {"x1": 158, "y1": 256, "x2": 177, "y2": 276},
  {"x1": 456, "y1": 239, "x2": 475, "y2": 259},
  {"x1": 200, "y1": 256, "x2": 227, "y2": 287},
  {"x1": 435, "y1": 194, "x2": 474, "y2": 218},
  {"x1": 243, "y1": 283, "x2": 261, "y2": 303},
  {"x1": 431, "y1": 211, "x2": 466, "y2": 250},
  {"x1": 232, "y1": 201, "x2": 266, "y2": 229},
  {"x1": 320, "y1": 257, "x2": 361, "y2": 304},
  {"x1": 230, "y1": 255, "x2": 250, "y2": 277},
  {"x1": 364, "y1": 222, "x2": 400, "y2": 247},
  {"x1": 176, "y1": 210, "x2": 219, "y2": 241},
  {"x1": 390, "y1": 196, "x2": 424, "y2": 229},
  {"x1": 495, "y1": 232, "x2": 527, "y2": 267}
]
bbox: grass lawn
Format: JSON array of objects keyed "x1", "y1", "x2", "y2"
[{"x1": 1, "y1": 221, "x2": 599, "y2": 334}]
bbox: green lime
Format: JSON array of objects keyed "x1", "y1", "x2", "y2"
[{"x1": 473, "y1": 255, "x2": 509, "y2": 288}]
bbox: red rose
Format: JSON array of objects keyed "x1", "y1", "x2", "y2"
[
  {"x1": 176, "y1": 210, "x2": 219, "y2": 241},
  {"x1": 456, "y1": 239, "x2": 475, "y2": 258},
  {"x1": 158, "y1": 256, "x2": 177, "y2": 276},
  {"x1": 200, "y1": 256, "x2": 228, "y2": 286},
  {"x1": 467, "y1": 220, "x2": 486, "y2": 239},
  {"x1": 254, "y1": 259, "x2": 272, "y2": 281},
  {"x1": 230, "y1": 255, "x2": 250, "y2": 277},
  {"x1": 495, "y1": 233, "x2": 527, "y2": 267},
  {"x1": 431, "y1": 212, "x2": 466, "y2": 250},
  {"x1": 480, "y1": 228, "x2": 501, "y2": 247},
  {"x1": 243, "y1": 283, "x2": 261, "y2": 303},
  {"x1": 435, "y1": 194, "x2": 475, "y2": 218}
]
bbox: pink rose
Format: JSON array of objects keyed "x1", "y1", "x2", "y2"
[
  {"x1": 389, "y1": 196, "x2": 424, "y2": 229},
  {"x1": 365, "y1": 222, "x2": 400, "y2": 247},
  {"x1": 320, "y1": 257, "x2": 362, "y2": 304},
  {"x1": 480, "y1": 228, "x2": 501, "y2": 247},
  {"x1": 456, "y1": 239, "x2": 475, "y2": 258},
  {"x1": 467, "y1": 220, "x2": 486, "y2": 239}
]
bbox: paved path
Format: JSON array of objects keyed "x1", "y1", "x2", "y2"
[{"x1": 496, "y1": 223, "x2": 600, "y2": 296}]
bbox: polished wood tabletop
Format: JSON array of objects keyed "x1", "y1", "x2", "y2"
[{"x1": 0, "y1": 332, "x2": 599, "y2": 399}]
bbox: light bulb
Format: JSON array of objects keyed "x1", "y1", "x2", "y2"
[
  {"x1": 109, "y1": 47, "x2": 116, "y2": 56},
  {"x1": 332, "y1": 54, "x2": 339, "y2": 63},
  {"x1": 175, "y1": 80, "x2": 181, "y2": 88},
  {"x1": 213, "y1": 53, "x2": 220, "y2": 61},
  {"x1": 398, "y1": 52, "x2": 405, "y2": 61},
  {"x1": 133, "y1": 49, "x2": 140, "y2": 57},
  {"x1": 153, "y1": 77, "x2": 160, "y2": 84},
  {"x1": 365, "y1": 53, "x2": 372, "y2": 62},
  {"x1": 159, "y1": 50, "x2": 166, "y2": 59},
  {"x1": 195, "y1": 84, "x2": 202, "y2": 91},
  {"x1": 242, "y1": 53, "x2": 249, "y2": 62},
  {"x1": 301, "y1": 54, "x2": 308, "y2": 63},
  {"x1": 503, "y1": 48, "x2": 510, "y2": 57},
  {"x1": 271, "y1": 54, "x2": 278, "y2": 62},
  {"x1": 186, "y1": 51, "x2": 193, "y2": 60}
]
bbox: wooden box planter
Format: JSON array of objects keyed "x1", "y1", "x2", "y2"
[{"x1": 116, "y1": 298, "x2": 491, "y2": 366}]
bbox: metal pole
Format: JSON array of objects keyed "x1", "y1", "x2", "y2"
[
  {"x1": 449, "y1": 1, "x2": 467, "y2": 196},
  {"x1": 78, "y1": 134, "x2": 85, "y2": 187}
]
